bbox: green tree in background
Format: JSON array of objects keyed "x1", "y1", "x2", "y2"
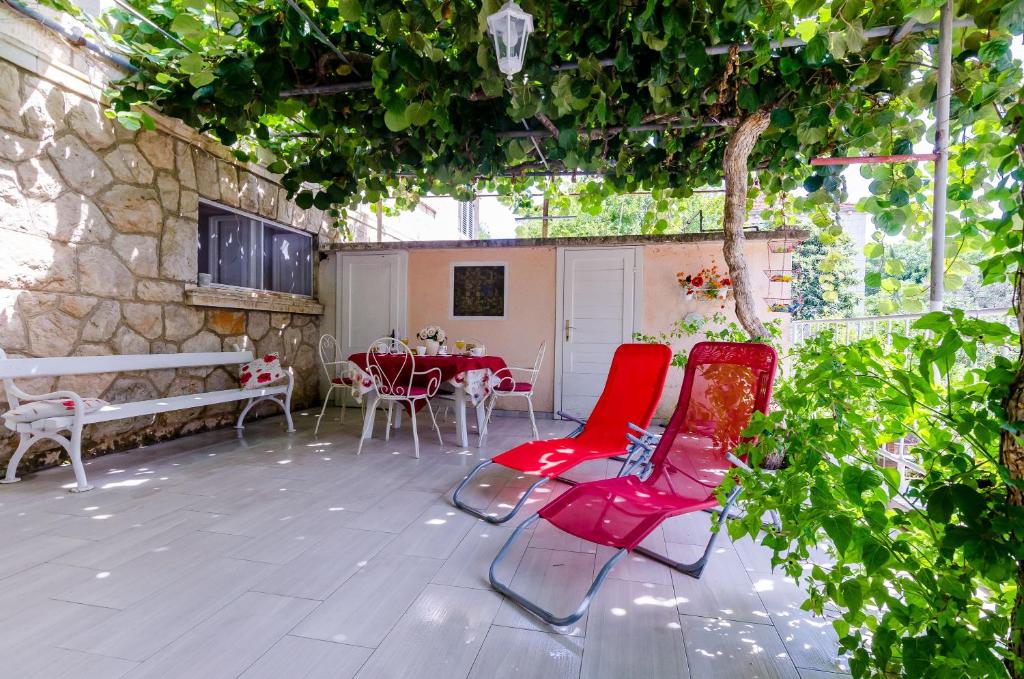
[
  {"x1": 792, "y1": 228, "x2": 859, "y2": 320},
  {"x1": 513, "y1": 192, "x2": 725, "y2": 238}
]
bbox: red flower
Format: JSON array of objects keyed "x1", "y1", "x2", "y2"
[
  {"x1": 240, "y1": 371, "x2": 251, "y2": 383},
  {"x1": 257, "y1": 373, "x2": 272, "y2": 383},
  {"x1": 691, "y1": 276, "x2": 704, "y2": 287},
  {"x1": 721, "y1": 278, "x2": 731, "y2": 286},
  {"x1": 263, "y1": 354, "x2": 276, "y2": 362}
]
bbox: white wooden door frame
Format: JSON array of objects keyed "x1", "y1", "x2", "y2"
[
  {"x1": 335, "y1": 250, "x2": 408, "y2": 405},
  {"x1": 553, "y1": 246, "x2": 644, "y2": 418}
]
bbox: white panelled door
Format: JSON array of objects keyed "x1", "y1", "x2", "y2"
[
  {"x1": 337, "y1": 252, "x2": 407, "y2": 362},
  {"x1": 557, "y1": 247, "x2": 640, "y2": 417}
]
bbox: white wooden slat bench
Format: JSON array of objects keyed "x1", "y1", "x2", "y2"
[{"x1": 0, "y1": 349, "x2": 295, "y2": 492}]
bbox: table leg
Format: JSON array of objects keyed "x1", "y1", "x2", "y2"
[
  {"x1": 360, "y1": 396, "x2": 378, "y2": 443},
  {"x1": 474, "y1": 399, "x2": 487, "y2": 446},
  {"x1": 454, "y1": 388, "x2": 469, "y2": 448}
]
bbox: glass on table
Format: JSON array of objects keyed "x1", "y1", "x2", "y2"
[{"x1": 455, "y1": 340, "x2": 466, "y2": 354}]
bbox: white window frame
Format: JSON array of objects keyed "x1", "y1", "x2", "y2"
[
  {"x1": 199, "y1": 199, "x2": 315, "y2": 297},
  {"x1": 449, "y1": 261, "x2": 509, "y2": 321}
]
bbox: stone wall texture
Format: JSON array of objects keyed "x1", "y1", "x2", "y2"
[{"x1": 0, "y1": 57, "x2": 334, "y2": 474}]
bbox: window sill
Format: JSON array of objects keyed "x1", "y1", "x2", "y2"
[{"x1": 185, "y1": 285, "x2": 324, "y2": 316}]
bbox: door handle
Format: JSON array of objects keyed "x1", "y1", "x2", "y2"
[{"x1": 565, "y1": 320, "x2": 574, "y2": 342}]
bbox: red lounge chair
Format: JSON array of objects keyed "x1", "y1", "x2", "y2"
[
  {"x1": 488, "y1": 341, "x2": 778, "y2": 626},
  {"x1": 452, "y1": 343, "x2": 672, "y2": 524}
]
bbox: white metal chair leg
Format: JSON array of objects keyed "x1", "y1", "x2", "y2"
[
  {"x1": 315, "y1": 385, "x2": 334, "y2": 436},
  {"x1": 339, "y1": 394, "x2": 346, "y2": 425},
  {"x1": 526, "y1": 395, "x2": 538, "y2": 440},
  {"x1": 385, "y1": 402, "x2": 394, "y2": 442},
  {"x1": 357, "y1": 395, "x2": 380, "y2": 455},
  {"x1": 480, "y1": 393, "x2": 497, "y2": 446},
  {"x1": 409, "y1": 402, "x2": 420, "y2": 459},
  {"x1": 426, "y1": 400, "x2": 443, "y2": 446}
]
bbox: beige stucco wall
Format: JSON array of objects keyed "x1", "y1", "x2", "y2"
[
  {"x1": 369, "y1": 236, "x2": 790, "y2": 421},
  {"x1": 0, "y1": 9, "x2": 359, "y2": 475},
  {"x1": 406, "y1": 247, "x2": 557, "y2": 412},
  {"x1": 642, "y1": 242, "x2": 788, "y2": 418}
]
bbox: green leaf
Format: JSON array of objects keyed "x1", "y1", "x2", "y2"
[
  {"x1": 864, "y1": 242, "x2": 884, "y2": 258},
  {"x1": 803, "y1": 34, "x2": 828, "y2": 67},
  {"x1": 170, "y1": 13, "x2": 205, "y2": 39},
  {"x1": 338, "y1": 0, "x2": 361, "y2": 22},
  {"x1": 862, "y1": 539, "x2": 890, "y2": 572},
  {"x1": 188, "y1": 71, "x2": 215, "y2": 88},
  {"x1": 822, "y1": 515, "x2": 853, "y2": 555},
  {"x1": 179, "y1": 52, "x2": 205, "y2": 74},
  {"x1": 384, "y1": 107, "x2": 410, "y2": 132}
]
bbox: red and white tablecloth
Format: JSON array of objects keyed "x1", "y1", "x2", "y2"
[{"x1": 346, "y1": 353, "x2": 510, "y2": 406}]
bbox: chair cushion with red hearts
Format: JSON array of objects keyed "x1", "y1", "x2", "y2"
[
  {"x1": 239, "y1": 353, "x2": 286, "y2": 390},
  {"x1": 3, "y1": 398, "x2": 109, "y2": 423}
]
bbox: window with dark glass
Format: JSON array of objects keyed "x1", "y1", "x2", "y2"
[{"x1": 198, "y1": 201, "x2": 313, "y2": 296}]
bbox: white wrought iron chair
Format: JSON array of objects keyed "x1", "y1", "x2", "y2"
[
  {"x1": 315, "y1": 334, "x2": 366, "y2": 436},
  {"x1": 481, "y1": 340, "x2": 546, "y2": 443},
  {"x1": 357, "y1": 337, "x2": 444, "y2": 458}
]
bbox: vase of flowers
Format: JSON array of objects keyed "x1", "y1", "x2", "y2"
[
  {"x1": 417, "y1": 325, "x2": 447, "y2": 355},
  {"x1": 676, "y1": 265, "x2": 732, "y2": 302}
]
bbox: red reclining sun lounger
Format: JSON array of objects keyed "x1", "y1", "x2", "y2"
[
  {"x1": 488, "y1": 341, "x2": 778, "y2": 626},
  {"x1": 452, "y1": 343, "x2": 672, "y2": 524}
]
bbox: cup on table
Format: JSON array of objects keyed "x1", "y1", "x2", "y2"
[
  {"x1": 415, "y1": 346, "x2": 427, "y2": 356},
  {"x1": 438, "y1": 345, "x2": 448, "y2": 355},
  {"x1": 470, "y1": 347, "x2": 484, "y2": 357}
]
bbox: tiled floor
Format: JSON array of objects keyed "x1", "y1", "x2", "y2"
[{"x1": 0, "y1": 408, "x2": 849, "y2": 679}]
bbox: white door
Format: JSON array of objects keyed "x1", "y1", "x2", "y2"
[
  {"x1": 337, "y1": 252, "x2": 407, "y2": 363},
  {"x1": 557, "y1": 247, "x2": 641, "y2": 417}
]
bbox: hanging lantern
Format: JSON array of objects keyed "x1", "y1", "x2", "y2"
[{"x1": 486, "y1": 0, "x2": 534, "y2": 79}]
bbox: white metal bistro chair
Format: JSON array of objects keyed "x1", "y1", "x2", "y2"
[
  {"x1": 315, "y1": 333, "x2": 366, "y2": 436},
  {"x1": 357, "y1": 337, "x2": 443, "y2": 458},
  {"x1": 481, "y1": 340, "x2": 546, "y2": 443}
]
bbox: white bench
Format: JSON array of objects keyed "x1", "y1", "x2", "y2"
[{"x1": 0, "y1": 349, "x2": 295, "y2": 492}]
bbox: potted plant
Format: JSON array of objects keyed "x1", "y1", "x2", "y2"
[{"x1": 416, "y1": 325, "x2": 447, "y2": 355}]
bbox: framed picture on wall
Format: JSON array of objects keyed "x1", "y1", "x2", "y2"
[{"x1": 450, "y1": 262, "x2": 508, "y2": 320}]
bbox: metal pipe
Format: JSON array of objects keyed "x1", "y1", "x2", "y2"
[
  {"x1": 2, "y1": 0, "x2": 136, "y2": 72},
  {"x1": 929, "y1": 0, "x2": 953, "y2": 312},
  {"x1": 551, "y1": 19, "x2": 973, "y2": 71},
  {"x1": 810, "y1": 153, "x2": 938, "y2": 166},
  {"x1": 284, "y1": 18, "x2": 976, "y2": 98},
  {"x1": 110, "y1": 0, "x2": 186, "y2": 48},
  {"x1": 497, "y1": 120, "x2": 731, "y2": 139}
]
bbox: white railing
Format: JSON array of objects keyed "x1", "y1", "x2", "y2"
[{"x1": 791, "y1": 307, "x2": 1015, "y2": 348}]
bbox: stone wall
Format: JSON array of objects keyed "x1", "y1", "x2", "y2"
[{"x1": 0, "y1": 53, "x2": 337, "y2": 474}]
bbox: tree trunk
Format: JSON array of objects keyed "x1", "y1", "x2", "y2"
[
  {"x1": 722, "y1": 108, "x2": 772, "y2": 340},
  {"x1": 1004, "y1": 269, "x2": 1024, "y2": 679}
]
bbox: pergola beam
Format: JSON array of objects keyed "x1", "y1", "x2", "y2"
[
  {"x1": 497, "y1": 120, "x2": 733, "y2": 139},
  {"x1": 929, "y1": 0, "x2": 953, "y2": 311}
]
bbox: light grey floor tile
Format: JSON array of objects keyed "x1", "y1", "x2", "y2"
[
  {"x1": 662, "y1": 510, "x2": 734, "y2": 548},
  {"x1": 431, "y1": 521, "x2": 528, "y2": 590},
  {"x1": 680, "y1": 615, "x2": 800, "y2": 679},
  {"x1": 292, "y1": 554, "x2": 442, "y2": 647},
  {"x1": 341, "y1": 489, "x2": 439, "y2": 533},
  {"x1": 4, "y1": 646, "x2": 137, "y2": 679},
  {"x1": 0, "y1": 533, "x2": 90, "y2": 580},
  {"x1": 528, "y1": 519, "x2": 597, "y2": 554},
  {"x1": 492, "y1": 547, "x2": 596, "y2": 636},
  {"x1": 228, "y1": 505, "x2": 354, "y2": 564},
  {"x1": 252, "y1": 527, "x2": 392, "y2": 600},
  {"x1": 355, "y1": 584, "x2": 501, "y2": 679},
  {"x1": 581, "y1": 579, "x2": 690, "y2": 679},
  {"x1": 468, "y1": 626, "x2": 582, "y2": 679},
  {"x1": 798, "y1": 670, "x2": 852, "y2": 679},
  {"x1": 61, "y1": 557, "x2": 270, "y2": 662},
  {"x1": 55, "y1": 530, "x2": 250, "y2": 609},
  {"x1": 595, "y1": 527, "x2": 673, "y2": 586},
  {"x1": 44, "y1": 492, "x2": 200, "y2": 541},
  {"x1": 0, "y1": 599, "x2": 117, "y2": 655},
  {"x1": 0, "y1": 562, "x2": 99, "y2": 619},
  {"x1": 754, "y1": 571, "x2": 849, "y2": 674},
  {"x1": 124, "y1": 592, "x2": 317, "y2": 679},
  {"x1": 668, "y1": 542, "x2": 771, "y2": 624},
  {"x1": 239, "y1": 635, "x2": 371, "y2": 679},
  {"x1": 379, "y1": 501, "x2": 478, "y2": 559},
  {"x1": 51, "y1": 510, "x2": 217, "y2": 569}
]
